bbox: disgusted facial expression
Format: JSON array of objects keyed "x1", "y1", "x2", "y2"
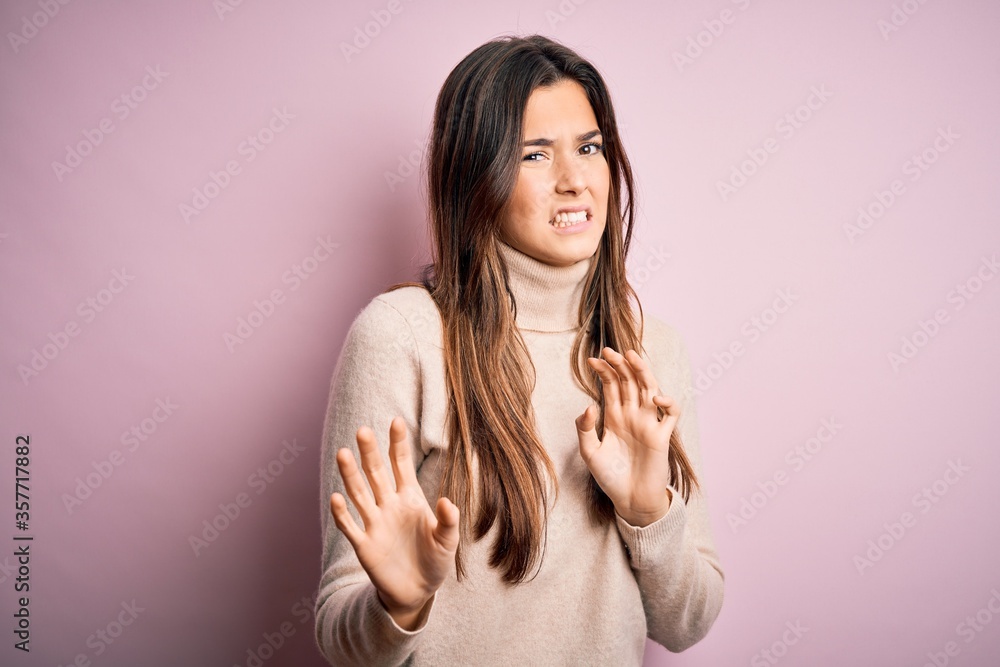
[{"x1": 499, "y1": 78, "x2": 611, "y2": 268}]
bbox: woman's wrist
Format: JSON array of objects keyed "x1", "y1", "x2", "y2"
[
  {"x1": 616, "y1": 488, "x2": 672, "y2": 527},
  {"x1": 377, "y1": 590, "x2": 434, "y2": 631}
]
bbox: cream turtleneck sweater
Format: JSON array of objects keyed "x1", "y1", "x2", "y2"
[{"x1": 314, "y1": 240, "x2": 725, "y2": 666}]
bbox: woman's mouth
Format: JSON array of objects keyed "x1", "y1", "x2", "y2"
[{"x1": 550, "y1": 210, "x2": 591, "y2": 228}]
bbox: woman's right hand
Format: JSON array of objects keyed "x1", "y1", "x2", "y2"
[{"x1": 329, "y1": 415, "x2": 460, "y2": 630}]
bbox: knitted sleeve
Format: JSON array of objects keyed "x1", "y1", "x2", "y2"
[
  {"x1": 314, "y1": 295, "x2": 435, "y2": 667},
  {"x1": 613, "y1": 323, "x2": 726, "y2": 652}
]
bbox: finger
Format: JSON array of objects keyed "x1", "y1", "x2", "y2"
[
  {"x1": 652, "y1": 394, "x2": 681, "y2": 434},
  {"x1": 387, "y1": 416, "x2": 417, "y2": 489},
  {"x1": 388, "y1": 417, "x2": 426, "y2": 512},
  {"x1": 624, "y1": 349, "x2": 659, "y2": 404},
  {"x1": 575, "y1": 404, "x2": 600, "y2": 463},
  {"x1": 587, "y1": 355, "x2": 622, "y2": 406},
  {"x1": 337, "y1": 444, "x2": 377, "y2": 523},
  {"x1": 432, "y1": 497, "x2": 461, "y2": 552},
  {"x1": 357, "y1": 421, "x2": 393, "y2": 505},
  {"x1": 330, "y1": 492, "x2": 366, "y2": 549},
  {"x1": 652, "y1": 393, "x2": 680, "y2": 418},
  {"x1": 601, "y1": 347, "x2": 639, "y2": 405}
]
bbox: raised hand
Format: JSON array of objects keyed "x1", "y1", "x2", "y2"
[
  {"x1": 576, "y1": 347, "x2": 681, "y2": 527},
  {"x1": 329, "y1": 416, "x2": 460, "y2": 630}
]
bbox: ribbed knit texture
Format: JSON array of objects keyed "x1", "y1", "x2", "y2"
[{"x1": 314, "y1": 240, "x2": 725, "y2": 666}]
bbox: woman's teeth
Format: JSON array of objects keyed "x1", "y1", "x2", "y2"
[{"x1": 550, "y1": 211, "x2": 588, "y2": 227}]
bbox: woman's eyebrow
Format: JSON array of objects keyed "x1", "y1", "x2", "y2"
[{"x1": 522, "y1": 129, "x2": 602, "y2": 147}]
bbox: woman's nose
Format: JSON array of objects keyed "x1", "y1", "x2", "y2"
[{"x1": 554, "y1": 156, "x2": 587, "y2": 195}]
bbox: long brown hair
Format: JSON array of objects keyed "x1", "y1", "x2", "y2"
[{"x1": 385, "y1": 35, "x2": 699, "y2": 585}]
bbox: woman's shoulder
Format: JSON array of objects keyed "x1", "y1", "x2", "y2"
[
  {"x1": 640, "y1": 310, "x2": 685, "y2": 350},
  {"x1": 638, "y1": 310, "x2": 691, "y2": 375},
  {"x1": 349, "y1": 284, "x2": 443, "y2": 351}
]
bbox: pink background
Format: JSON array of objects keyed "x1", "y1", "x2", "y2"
[{"x1": 2, "y1": 0, "x2": 999, "y2": 665}]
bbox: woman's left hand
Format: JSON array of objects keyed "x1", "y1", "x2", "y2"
[{"x1": 576, "y1": 347, "x2": 681, "y2": 527}]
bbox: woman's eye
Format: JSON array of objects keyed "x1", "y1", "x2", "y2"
[{"x1": 522, "y1": 144, "x2": 603, "y2": 161}]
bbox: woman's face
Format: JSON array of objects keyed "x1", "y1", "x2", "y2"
[{"x1": 499, "y1": 78, "x2": 610, "y2": 268}]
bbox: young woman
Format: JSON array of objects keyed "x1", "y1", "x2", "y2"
[{"x1": 314, "y1": 34, "x2": 725, "y2": 666}]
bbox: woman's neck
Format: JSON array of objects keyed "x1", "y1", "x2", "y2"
[{"x1": 497, "y1": 240, "x2": 595, "y2": 333}]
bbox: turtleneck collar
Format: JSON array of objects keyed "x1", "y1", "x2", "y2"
[{"x1": 496, "y1": 240, "x2": 595, "y2": 333}]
